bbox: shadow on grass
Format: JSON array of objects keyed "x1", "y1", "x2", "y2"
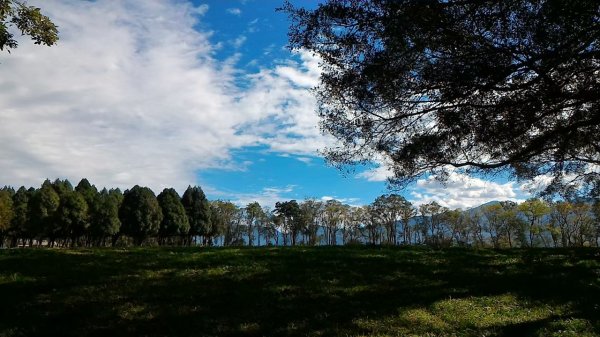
[{"x1": 0, "y1": 247, "x2": 598, "y2": 336}]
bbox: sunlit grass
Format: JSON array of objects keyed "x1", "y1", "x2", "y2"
[{"x1": 0, "y1": 272, "x2": 37, "y2": 285}]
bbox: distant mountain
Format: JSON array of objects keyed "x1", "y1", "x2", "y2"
[
  {"x1": 465, "y1": 200, "x2": 501, "y2": 214},
  {"x1": 471, "y1": 200, "x2": 501, "y2": 209}
]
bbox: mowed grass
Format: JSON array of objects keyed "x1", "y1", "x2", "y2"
[{"x1": 0, "y1": 247, "x2": 599, "y2": 337}]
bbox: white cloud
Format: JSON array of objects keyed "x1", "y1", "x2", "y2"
[
  {"x1": 357, "y1": 165, "x2": 393, "y2": 182},
  {"x1": 320, "y1": 195, "x2": 361, "y2": 206},
  {"x1": 275, "y1": 64, "x2": 319, "y2": 88},
  {"x1": 0, "y1": 0, "x2": 327, "y2": 194},
  {"x1": 519, "y1": 175, "x2": 555, "y2": 195},
  {"x1": 227, "y1": 8, "x2": 242, "y2": 16},
  {"x1": 247, "y1": 19, "x2": 260, "y2": 33},
  {"x1": 355, "y1": 154, "x2": 401, "y2": 183},
  {"x1": 409, "y1": 171, "x2": 527, "y2": 209},
  {"x1": 355, "y1": 151, "x2": 531, "y2": 209},
  {"x1": 296, "y1": 157, "x2": 312, "y2": 164},
  {"x1": 231, "y1": 35, "x2": 247, "y2": 49},
  {"x1": 518, "y1": 165, "x2": 600, "y2": 195},
  {"x1": 234, "y1": 50, "x2": 332, "y2": 156},
  {"x1": 191, "y1": 4, "x2": 209, "y2": 16}
]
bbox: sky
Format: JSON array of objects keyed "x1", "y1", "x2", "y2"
[{"x1": 0, "y1": 0, "x2": 534, "y2": 209}]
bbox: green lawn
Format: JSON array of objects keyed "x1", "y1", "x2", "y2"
[{"x1": 0, "y1": 247, "x2": 599, "y2": 336}]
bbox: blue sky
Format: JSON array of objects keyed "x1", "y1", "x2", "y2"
[
  {"x1": 192, "y1": 0, "x2": 390, "y2": 206},
  {"x1": 195, "y1": 0, "x2": 295, "y2": 69},
  {"x1": 0, "y1": 0, "x2": 532, "y2": 209}
]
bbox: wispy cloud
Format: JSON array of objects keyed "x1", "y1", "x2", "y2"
[
  {"x1": 191, "y1": 3, "x2": 209, "y2": 16},
  {"x1": 230, "y1": 35, "x2": 247, "y2": 49},
  {"x1": 247, "y1": 18, "x2": 260, "y2": 33},
  {"x1": 227, "y1": 8, "x2": 242, "y2": 16},
  {"x1": 357, "y1": 165, "x2": 393, "y2": 182},
  {"x1": 296, "y1": 157, "x2": 312, "y2": 164}
]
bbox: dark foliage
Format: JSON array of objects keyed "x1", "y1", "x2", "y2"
[
  {"x1": 181, "y1": 186, "x2": 211, "y2": 244},
  {"x1": 119, "y1": 185, "x2": 162, "y2": 246},
  {"x1": 282, "y1": 0, "x2": 600, "y2": 196},
  {"x1": 157, "y1": 188, "x2": 190, "y2": 241}
]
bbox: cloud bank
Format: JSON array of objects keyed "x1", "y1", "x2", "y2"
[
  {"x1": 357, "y1": 163, "x2": 528, "y2": 209},
  {"x1": 410, "y1": 172, "x2": 526, "y2": 209},
  {"x1": 0, "y1": 0, "x2": 325, "y2": 193}
]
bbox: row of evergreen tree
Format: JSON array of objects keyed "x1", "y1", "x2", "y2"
[
  {"x1": 1, "y1": 178, "x2": 600, "y2": 248},
  {"x1": 0, "y1": 179, "x2": 211, "y2": 247}
]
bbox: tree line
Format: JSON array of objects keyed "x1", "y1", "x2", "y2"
[{"x1": 1, "y1": 178, "x2": 600, "y2": 248}]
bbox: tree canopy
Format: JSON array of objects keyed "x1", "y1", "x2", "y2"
[
  {"x1": 282, "y1": 0, "x2": 600, "y2": 196},
  {"x1": 90, "y1": 188, "x2": 122, "y2": 244},
  {"x1": 0, "y1": 189, "x2": 14, "y2": 236},
  {"x1": 56, "y1": 190, "x2": 88, "y2": 244},
  {"x1": 157, "y1": 188, "x2": 189, "y2": 240},
  {"x1": 0, "y1": 0, "x2": 58, "y2": 52},
  {"x1": 181, "y1": 186, "x2": 211, "y2": 243},
  {"x1": 119, "y1": 185, "x2": 163, "y2": 246}
]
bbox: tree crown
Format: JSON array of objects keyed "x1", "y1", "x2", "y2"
[{"x1": 282, "y1": 0, "x2": 600, "y2": 196}]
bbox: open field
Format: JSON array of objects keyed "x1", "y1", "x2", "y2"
[{"x1": 0, "y1": 247, "x2": 599, "y2": 337}]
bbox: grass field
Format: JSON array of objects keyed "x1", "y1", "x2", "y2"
[{"x1": 0, "y1": 247, "x2": 599, "y2": 337}]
